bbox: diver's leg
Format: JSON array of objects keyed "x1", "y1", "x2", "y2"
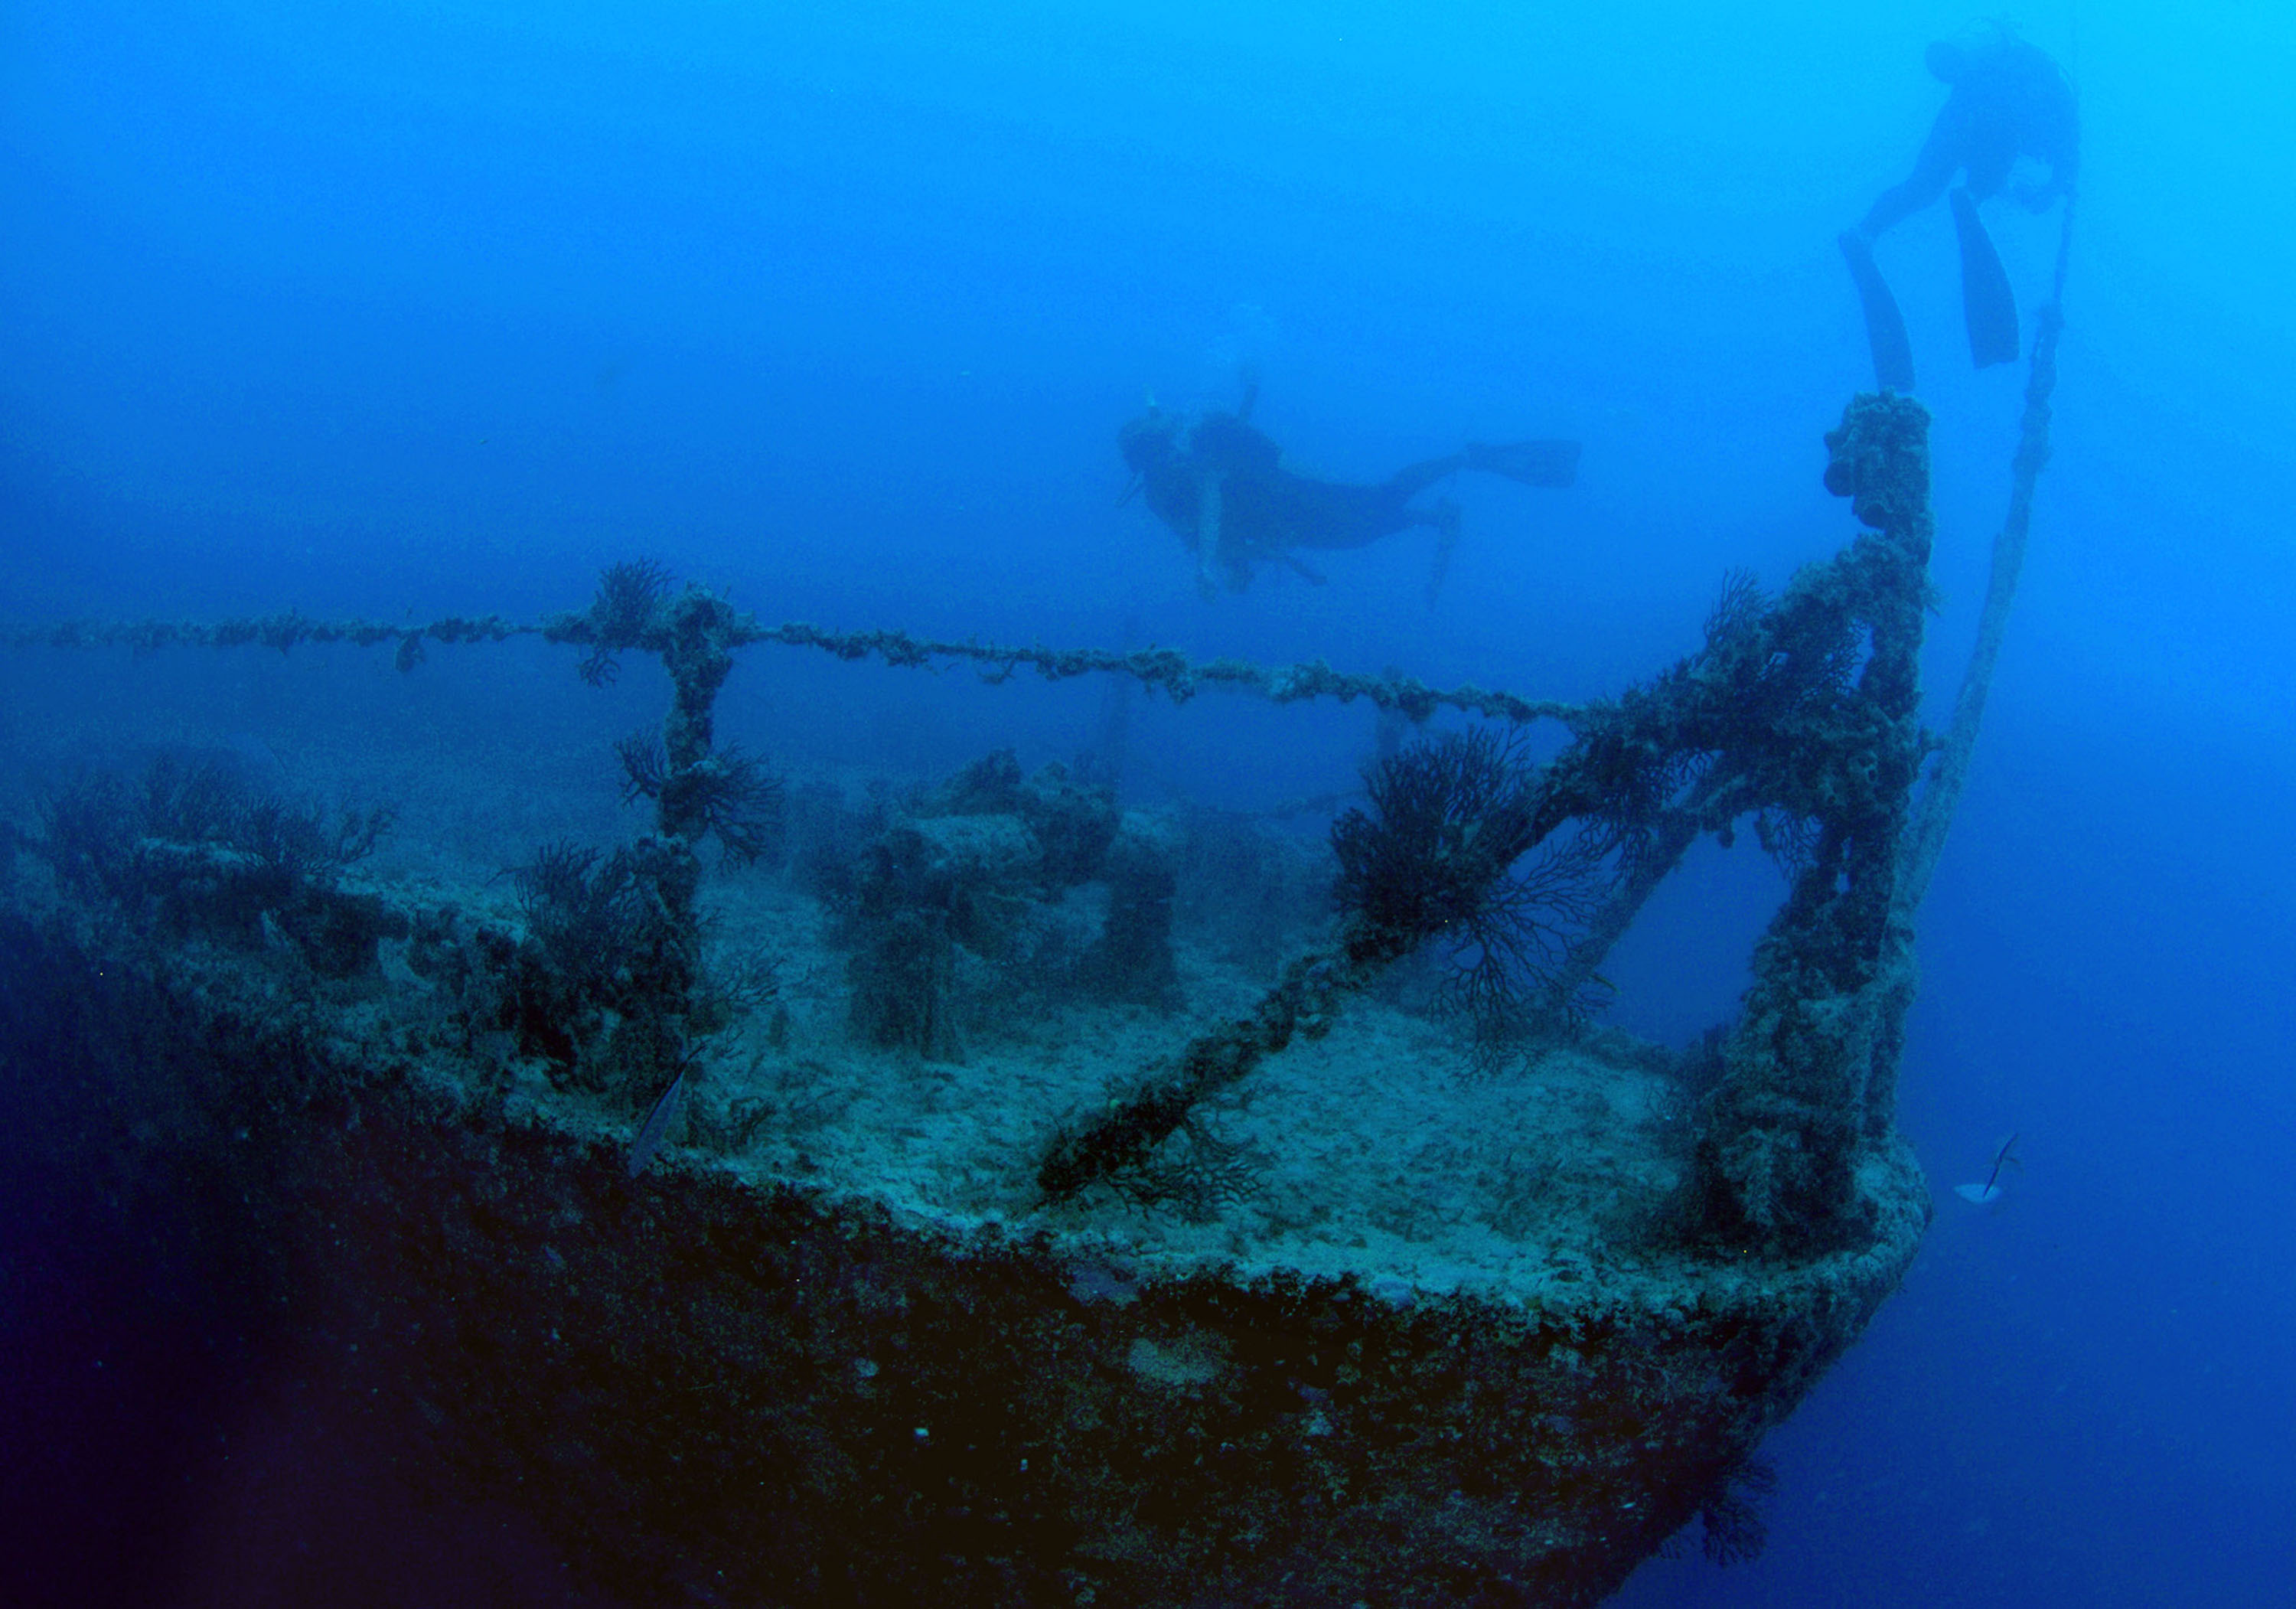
[
  {"x1": 1844, "y1": 121, "x2": 1962, "y2": 390},
  {"x1": 1280, "y1": 481, "x2": 1417, "y2": 552},
  {"x1": 1960, "y1": 135, "x2": 2016, "y2": 204},
  {"x1": 1463, "y1": 440, "x2": 1579, "y2": 488},
  {"x1": 1381, "y1": 454, "x2": 1471, "y2": 504},
  {"x1": 1857, "y1": 116, "x2": 1963, "y2": 241},
  {"x1": 1857, "y1": 179, "x2": 1939, "y2": 243},
  {"x1": 1858, "y1": 170, "x2": 1955, "y2": 241}
]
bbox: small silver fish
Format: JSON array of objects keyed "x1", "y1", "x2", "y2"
[
  {"x1": 626, "y1": 1066, "x2": 690, "y2": 1180},
  {"x1": 1954, "y1": 1132, "x2": 2020, "y2": 1205}
]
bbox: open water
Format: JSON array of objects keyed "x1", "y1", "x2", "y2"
[{"x1": 2, "y1": 5, "x2": 2290, "y2": 1605}]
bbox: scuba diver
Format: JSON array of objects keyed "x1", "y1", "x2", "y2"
[
  {"x1": 1117, "y1": 378, "x2": 1580, "y2": 602},
  {"x1": 1839, "y1": 24, "x2": 2079, "y2": 390}
]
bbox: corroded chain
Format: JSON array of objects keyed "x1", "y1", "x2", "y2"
[{"x1": 2, "y1": 606, "x2": 1584, "y2": 726}]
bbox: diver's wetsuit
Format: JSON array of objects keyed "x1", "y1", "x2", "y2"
[
  {"x1": 1841, "y1": 28, "x2": 2077, "y2": 387},
  {"x1": 1859, "y1": 31, "x2": 2078, "y2": 242},
  {"x1": 1119, "y1": 390, "x2": 1576, "y2": 596}
]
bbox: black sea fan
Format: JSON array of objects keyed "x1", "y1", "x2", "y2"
[
  {"x1": 615, "y1": 729, "x2": 669, "y2": 804},
  {"x1": 669, "y1": 744, "x2": 785, "y2": 865},
  {"x1": 515, "y1": 840, "x2": 644, "y2": 995},
  {"x1": 594, "y1": 557, "x2": 672, "y2": 640},
  {"x1": 1439, "y1": 826, "x2": 1609, "y2": 1030},
  {"x1": 1701, "y1": 566, "x2": 1768, "y2": 652},
  {"x1": 578, "y1": 558, "x2": 674, "y2": 687},
  {"x1": 1332, "y1": 727, "x2": 1544, "y2": 956},
  {"x1": 1699, "y1": 1455, "x2": 1778, "y2": 1568},
  {"x1": 1334, "y1": 728, "x2": 1612, "y2": 1047},
  {"x1": 617, "y1": 729, "x2": 784, "y2": 865}
]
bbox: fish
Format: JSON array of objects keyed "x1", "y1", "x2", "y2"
[
  {"x1": 1953, "y1": 1132, "x2": 2020, "y2": 1204},
  {"x1": 626, "y1": 1064, "x2": 690, "y2": 1180}
]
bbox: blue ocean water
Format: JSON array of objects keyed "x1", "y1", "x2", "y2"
[{"x1": 2, "y1": 3, "x2": 2290, "y2": 1604}]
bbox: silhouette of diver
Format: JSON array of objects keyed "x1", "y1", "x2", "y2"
[
  {"x1": 1839, "y1": 24, "x2": 2079, "y2": 390},
  {"x1": 1117, "y1": 379, "x2": 1579, "y2": 601}
]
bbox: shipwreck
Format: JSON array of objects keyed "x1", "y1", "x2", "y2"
[{"x1": 0, "y1": 231, "x2": 2066, "y2": 1606}]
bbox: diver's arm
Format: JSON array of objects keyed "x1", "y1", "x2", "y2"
[
  {"x1": 2010, "y1": 55, "x2": 2079, "y2": 210},
  {"x1": 2032, "y1": 121, "x2": 2079, "y2": 207},
  {"x1": 2010, "y1": 130, "x2": 2077, "y2": 211},
  {"x1": 2013, "y1": 168, "x2": 2069, "y2": 211}
]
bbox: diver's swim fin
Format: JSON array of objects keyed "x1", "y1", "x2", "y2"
[
  {"x1": 1838, "y1": 231, "x2": 1916, "y2": 393},
  {"x1": 1950, "y1": 188, "x2": 2020, "y2": 369},
  {"x1": 1465, "y1": 439, "x2": 1580, "y2": 489}
]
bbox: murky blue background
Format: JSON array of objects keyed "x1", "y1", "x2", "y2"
[{"x1": 4, "y1": 3, "x2": 2291, "y2": 1604}]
